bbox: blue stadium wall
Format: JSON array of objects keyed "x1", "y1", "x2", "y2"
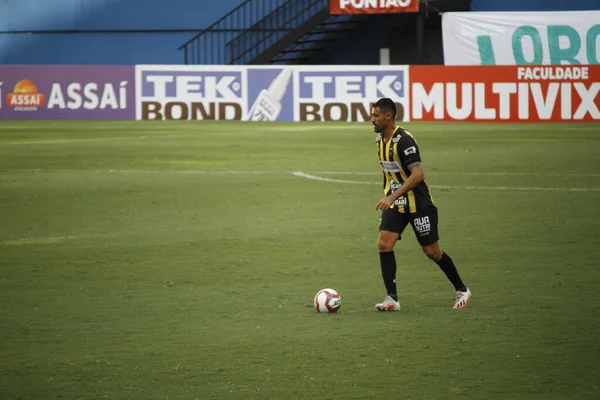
[
  {"x1": 0, "y1": 0, "x2": 244, "y2": 65},
  {"x1": 1, "y1": 0, "x2": 598, "y2": 65}
]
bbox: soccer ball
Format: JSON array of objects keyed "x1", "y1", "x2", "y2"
[{"x1": 314, "y1": 288, "x2": 341, "y2": 313}]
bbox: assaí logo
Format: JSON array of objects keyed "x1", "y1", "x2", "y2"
[
  {"x1": 7, "y1": 80, "x2": 46, "y2": 111},
  {"x1": 47, "y1": 82, "x2": 128, "y2": 110},
  {"x1": 5, "y1": 79, "x2": 128, "y2": 112}
]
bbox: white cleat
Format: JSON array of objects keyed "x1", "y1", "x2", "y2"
[
  {"x1": 375, "y1": 295, "x2": 400, "y2": 311},
  {"x1": 453, "y1": 288, "x2": 472, "y2": 309}
]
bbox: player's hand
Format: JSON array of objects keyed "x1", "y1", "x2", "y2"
[{"x1": 375, "y1": 195, "x2": 395, "y2": 210}]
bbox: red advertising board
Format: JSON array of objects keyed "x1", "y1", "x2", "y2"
[
  {"x1": 330, "y1": 0, "x2": 419, "y2": 14},
  {"x1": 409, "y1": 66, "x2": 600, "y2": 122}
]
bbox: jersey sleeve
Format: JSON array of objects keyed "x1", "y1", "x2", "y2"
[{"x1": 398, "y1": 135, "x2": 421, "y2": 165}]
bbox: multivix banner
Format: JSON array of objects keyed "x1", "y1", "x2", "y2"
[
  {"x1": 135, "y1": 65, "x2": 409, "y2": 121},
  {"x1": 442, "y1": 11, "x2": 600, "y2": 65}
]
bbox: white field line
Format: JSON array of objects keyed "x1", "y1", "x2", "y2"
[
  {"x1": 318, "y1": 171, "x2": 600, "y2": 178},
  {"x1": 0, "y1": 124, "x2": 359, "y2": 144},
  {"x1": 292, "y1": 171, "x2": 375, "y2": 185},
  {"x1": 0, "y1": 126, "x2": 326, "y2": 145},
  {"x1": 291, "y1": 171, "x2": 600, "y2": 192},
  {"x1": 0, "y1": 168, "x2": 278, "y2": 175},
  {"x1": 1, "y1": 168, "x2": 600, "y2": 192},
  {"x1": 2, "y1": 168, "x2": 600, "y2": 178},
  {"x1": 0, "y1": 134, "x2": 183, "y2": 145}
]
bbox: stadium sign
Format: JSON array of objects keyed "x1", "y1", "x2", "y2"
[
  {"x1": 442, "y1": 11, "x2": 600, "y2": 65},
  {"x1": 330, "y1": 0, "x2": 419, "y2": 14},
  {"x1": 136, "y1": 66, "x2": 245, "y2": 120},
  {"x1": 295, "y1": 66, "x2": 409, "y2": 122},
  {"x1": 135, "y1": 65, "x2": 409, "y2": 122},
  {"x1": 136, "y1": 65, "x2": 298, "y2": 121},
  {"x1": 409, "y1": 65, "x2": 600, "y2": 122},
  {"x1": 0, "y1": 65, "x2": 134, "y2": 119}
]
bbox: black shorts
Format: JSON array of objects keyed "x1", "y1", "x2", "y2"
[{"x1": 379, "y1": 206, "x2": 440, "y2": 246}]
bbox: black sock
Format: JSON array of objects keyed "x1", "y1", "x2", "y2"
[
  {"x1": 379, "y1": 251, "x2": 397, "y2": 300},
  {"x1": 435, "y1": 252, "x2": 466, "y2": 292}
]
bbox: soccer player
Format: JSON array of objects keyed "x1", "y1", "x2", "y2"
[{"x1": 371, "y1": 98, "x2": 471, "y2": 311}]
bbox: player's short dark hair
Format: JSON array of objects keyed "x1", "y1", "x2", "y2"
[{"x1": 373, "y1": 98, "x2": 396, "y2": 119}]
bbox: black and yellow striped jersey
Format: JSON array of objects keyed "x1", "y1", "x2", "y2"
[{"x1": 376, "y1": 126, "x2": 434, "y2": 213}]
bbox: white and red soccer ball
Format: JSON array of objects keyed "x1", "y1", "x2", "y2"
[{"x1": 314, "y1": 288, "x2": 342, "y2": 313}]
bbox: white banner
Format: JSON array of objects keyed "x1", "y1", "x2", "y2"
[
  {"x1": 442, "y1": 11, "x2": 600, "y2": 65},
  {"x1": 135, "y1": 65, "x2": 409, "y2": 121}
]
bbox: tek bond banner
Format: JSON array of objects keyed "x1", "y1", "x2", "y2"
[
  {"x1": 410, "y1": 65, "x2": 600, "y2": 122},
  {"x1": 0, "y1": 65, "x2": 135, "y2": 119},
  {"x1": 442, "y1": 11, "x2": 600, "y2": 66},
  {"x1": 135, "y1": 65, "x2": 409, "y2": 122}
]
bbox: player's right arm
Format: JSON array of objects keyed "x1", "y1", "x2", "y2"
[
  {"x1": 375, "y1": 136, "x2": 425, "y2": 210},
  {"x1": 376, "y1": 162, "x2": 424, "y2": 210}
]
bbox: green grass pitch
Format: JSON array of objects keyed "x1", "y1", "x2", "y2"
[{"x1": 1, "y1": 121, "x2": 599, "y2": 399}]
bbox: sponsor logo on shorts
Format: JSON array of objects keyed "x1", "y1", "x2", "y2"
[{"x1": 413, "y1": 216, "x2": 431, "y2": 233}]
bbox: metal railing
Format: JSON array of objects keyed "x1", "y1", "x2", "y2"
[
  {"x1": 178, "y1": 0, "x2": 327, "y2": 64},
  {"x1": 227, "y1": 0, "x2": 327, "y2": 64},
  {"x1": 269, "y1": 13, "x2": 362, "y2": 64},
  {"x1": 178, "y1": 0, "x2": 289, "y2": 64}
]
